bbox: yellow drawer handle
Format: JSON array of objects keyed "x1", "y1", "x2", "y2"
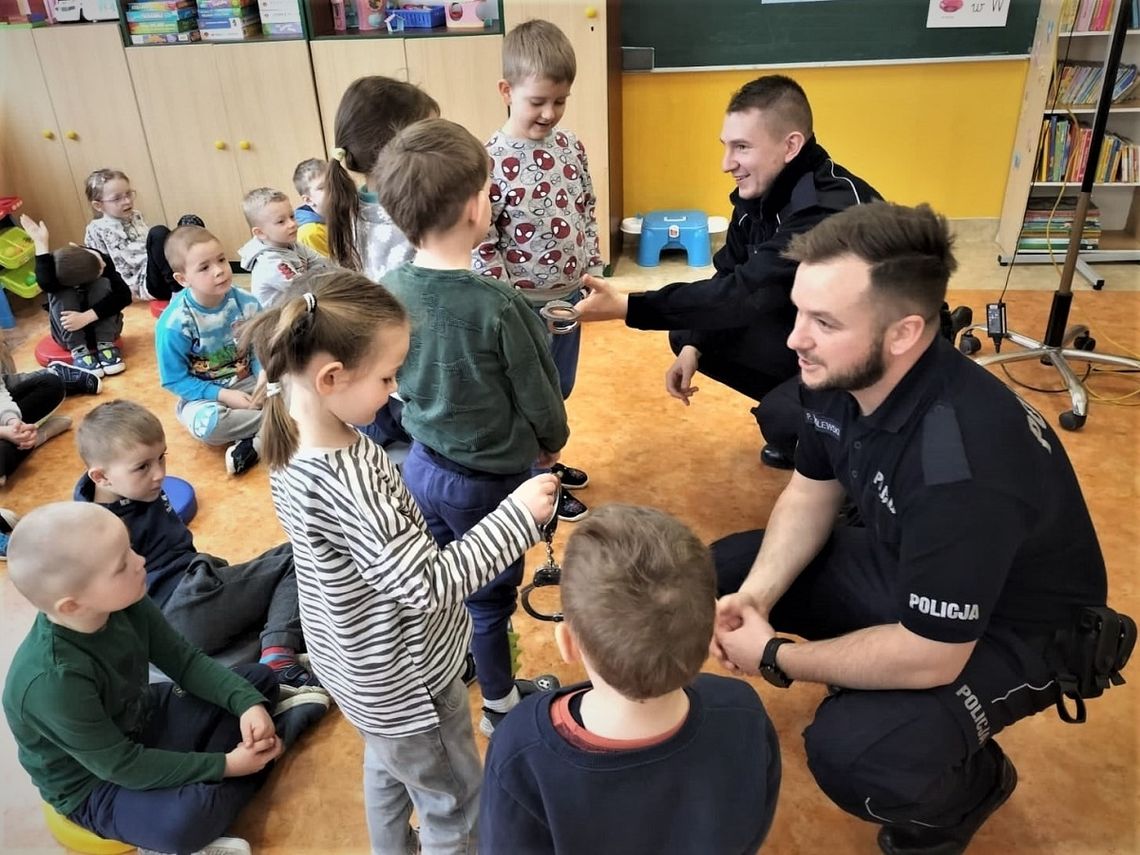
[
  {"x1": 65, "y1": 130, "x2": 79, "y2": 141},
  {"x1": 42, "y1": 129, "x2": 55, "y2": 140},
  {"x1": 215, "y1": 140, "x2": 227, "y2": 151},
  {"x1": 239, "y1": 140, "x2": 251, "y2": 151},
  {"x1": 585, "y1": 5, "x2": 597, "y2": 17}
]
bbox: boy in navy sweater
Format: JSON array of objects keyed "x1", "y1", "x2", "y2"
[
  {"x1": 479, "y1": 505, "x2": 782, "y2": 854},
  {"x1": 74, "y1": 400, "x2": 319, "y2": 694}
]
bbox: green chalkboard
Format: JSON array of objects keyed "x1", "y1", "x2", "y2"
[{"x1": 621, "y1": 0, "x2": 1041, "y2": 69}]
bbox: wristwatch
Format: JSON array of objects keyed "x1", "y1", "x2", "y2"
[{"x1": 759, "y1": 637, "x2": 795, "y2": 688}]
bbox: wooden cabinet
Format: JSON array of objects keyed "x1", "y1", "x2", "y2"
[
  {"x1": 0, "y1": 24, "x2": 164, "y2": 246},
  {"x1": 404, "y1": 35, "x2": 506, "y2": 146},
  {"x1": 309, "y1": 39, "x2": 409, "y2": 158},
  {"x1": 128, "y1": 41, "x2": 326, "y2": 259},
  {"x1": 502, "y1": 0, "x2": 622, "y2": 265}
]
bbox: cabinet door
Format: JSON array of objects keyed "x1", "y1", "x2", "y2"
[
  {"x1": 0, "y1": 29, "x2": 89, "y2": 245},
  {"x1": 310, "y1": 39, "x2": 408, "y2": 160},
  {"x1": 502, "y1": 1, "x2": 613, "y2": 262},
  {"x1": 404, "y1": 35, "x2": 505, "y2": 146},
  {"x1": 214, "y1": 42, "x2": 327, "y2": 203},
  {"x1": 127, "y1": 45, "x2": 248, "y2": 256},
  {"x1": 34, "y1": 24, "x2": 168, "y2": 230}
]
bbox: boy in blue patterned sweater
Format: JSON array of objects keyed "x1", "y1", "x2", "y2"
[{"x1": 155, "y1": 226, "x2": 264, "y2": 475}]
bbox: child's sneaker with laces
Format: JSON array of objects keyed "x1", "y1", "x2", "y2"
[
  {"x1": 556, "y1": 487, "x2": 589, "y2": 522},
  {"x1": 70, "y1": 347, "x2": 104, "y2": 377},
  {"x1": 551, "y1": 462, "x2": 589, "y2": 490},
  {"x1": 480, "y1": 674, "x2": 560, "y2": 737},
  {"x1": 225, "y1": 437, "x2": 259, "y2": 475},
  {"x1": 272, "y1": 689, "x2": 331, "y2": 748},
  {"x1": 46, "y1": 360, "x2": 102, "y2": 395},
  {"x1": 276, "y1": 661, "x2": 325, "y2": 697},
  {"x1": 138, "y1": 836, "x2": 251, "y2": 855},
  {"x1": 96, "y1": 343, "x2": 126, "y2": 376}
]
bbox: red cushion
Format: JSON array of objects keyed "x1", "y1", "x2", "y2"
[
  {"x1": 149, "y1": 300, "x2": 169, "y2": 319},
  {"x1": 34, "y1": 335, "x2": 125, "y2": 367}
]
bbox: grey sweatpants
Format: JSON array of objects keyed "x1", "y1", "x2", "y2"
[{"x1": 175, "y1": 373, "x2": 262, "y2": 446}]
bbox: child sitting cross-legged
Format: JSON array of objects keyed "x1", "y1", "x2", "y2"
[
  {"x1": 2, "y1": 503, "x2": 329, "y2": 855},
  {"x1": 480, "y1": 504, "x2": 783, "y2": 854},
  {"x1": 74, "y1": 399, "x2": 321, "y2": 694},
  {"x1": 239, "y1": 187, "x2": 329, "y2": 309},
  {"x1": 241, "y1": 271, "x2": 560, "y2": 852},
  {"x1": 155, "y1": 225, "x2": 264, "y2": 476},
  {"x1": 292, "y1": 158, "x2": 329, "y2": 258}
]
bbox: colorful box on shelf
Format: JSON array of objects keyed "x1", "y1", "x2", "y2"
[
  {"x1": 256, "y1": 0, "x2": 301, "y2": 23},
  {"x1": 129, "y1": 16, "x2": 197, "y2": 32},
  {"x1": 130, "y1": 29, "x2": 200, "y2": 42},
  {"x1": 199, "y1": 18, "x2": 261, "y2": 38},
  {"x1": 128, "y1": 0, "x2": 195, "y2": 10},
  {"x1": 388, "y1": 4, "x2": 445, "y2": 28},
  {"x1": 126, "y1": 5, "x2": 195, "y2": 21},
  {"x1": 198, "y1": 0, "x2": 256, "y2": 8},
  {"x1": 444, "y1": 1, "x2": 484, "y2": 29}
]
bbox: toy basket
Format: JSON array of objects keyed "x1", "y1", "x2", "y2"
[{"x1": 390, "y1": 5, "x2": 444, "y2": 27}]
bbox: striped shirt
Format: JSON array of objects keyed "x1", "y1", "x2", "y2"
[{"x1": 269, "y1": 433, "x2": 540, "y2": 737}]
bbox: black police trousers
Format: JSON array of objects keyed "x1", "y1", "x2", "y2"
[{"x1": 713, "y1": 525, "x2": 1059, "y2": 828}]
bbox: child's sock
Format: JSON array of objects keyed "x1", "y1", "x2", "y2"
[
  {"x1": 260, "y1": 645, "x2": 298, "y2": 672},
  {"x1": 483, "y1": 684, "x2": 521, "y2": 714}
]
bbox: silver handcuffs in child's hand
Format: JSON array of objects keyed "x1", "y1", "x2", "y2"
[
  {"x1": 539, "y1": 300, "x2": 580, "y2": 335},
  {"x1": 520, "y1": 496, "x2": 563, "y2": 623}
]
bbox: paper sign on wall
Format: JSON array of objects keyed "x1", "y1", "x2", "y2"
[{"x1": 927, "y1": 0, "x2": 1010, "y2": 28}]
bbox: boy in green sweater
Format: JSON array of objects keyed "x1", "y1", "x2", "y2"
[
  {"x1": 2, "y1": 503, "x2": 328, "y2": 855},
  {"x1": 375, "y1": 118, "x2": 569, "y2": 736}
]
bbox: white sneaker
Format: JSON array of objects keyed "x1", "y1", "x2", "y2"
[{"x1": 138, "y1": 836, "x2": 252, "y2": 855}]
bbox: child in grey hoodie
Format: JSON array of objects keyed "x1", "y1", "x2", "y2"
[{"x1": 239, "y1": 187, "x2": 330, "y2": 308}]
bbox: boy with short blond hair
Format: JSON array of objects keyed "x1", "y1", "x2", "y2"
[
  {"x1": 479, "y1": 505, "x2": 782, "y2": 854},
  {"x1": 73, "y1": 399, "x2": 320, "y2": 694},
  {"x1": 156, "y1": 225, "x2": 264, "y2": 475},
  {"x1": 473, "y1": 18, "x2": 603, "y2": 522},
  {"x1": 375, "y1": 117, "x2": 569, "y2": 736},
  {"x1": 239, "y1": 186, "x2": 329, "y2": 308},
  {"x1": 1, "y1": 503, "x2": 327, "y2": 855},
  {"x1": 292, "y1": 158, "x2": 330, "y2": 257}
]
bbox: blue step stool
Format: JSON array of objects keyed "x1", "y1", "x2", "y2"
[
  {"x1": 637, "y1": 210, "x2": 711, "y2": 268},
  {"x1": 162, "y1": 476, "x2": 198, "y2": 524}
]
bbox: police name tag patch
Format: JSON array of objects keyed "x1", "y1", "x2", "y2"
[
  {"x1": 909, "y1": 593, "x2": 979, "y2": 621},
  {"x1": 804, "y1": 411, "x2": 841, "y2": 439}
]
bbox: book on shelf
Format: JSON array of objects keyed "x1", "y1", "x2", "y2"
[
  {"x1": 1018, "y1": 196, "x2": 1102, "y2": 251},
  {"x1": 130, "y1": 29, "x2": 202, "y2": 43},
  {"x1": 1035, "y1": 116, "x2": 1138, "y2": 182},
  {"x1": 1060, "y1": 0, "x2": 1140, "y2": 31},
  {"x1": 1049, "y1": 61, "x2": 1140, "y2": 106}
]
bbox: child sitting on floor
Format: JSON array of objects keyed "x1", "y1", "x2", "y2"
[
  {"x1": 239, "y1": 187, "x2": 329, "y2": 309},
  {"x1": 293, "y1": 158, "x2": 329, "y2": 258}
]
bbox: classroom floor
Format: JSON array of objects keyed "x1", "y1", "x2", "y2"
[{"x1": 1, "y1": 225, "x2": 1138, "y2": 854}]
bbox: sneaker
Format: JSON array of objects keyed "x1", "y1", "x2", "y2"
[
  {"x1": 46, "y1": 360, "x2": 102, "y2": 395},
  {"x1": 70, "y1": 347, "x2": 104, "y2": 377},
  {"x1": 550, "y1": 462, "x2": 589, "y2": 490},
  {"x1": 95, "y1": 344, "x2": 126, "y2": 376},
  {"x1": 138, "y1": 836, "x2": 251, "y2": 855},
  {"x1": 480, "y1": 675, "x2": 561, "y2": 737},
  {"x1": 556, "y1": 487, "x2": 589, "y2": 523},
  {"x1": 461, "y1": 651, "x2": 477, "y2": 686},
  {"x1": 224, "y1": 437, "x2": 259, "y2": 476},
  {"x1": 272, "y1": 689, "x2": 331, "y2": 748},
  {"x1": 177, "y1": 213, "x2": 205, "y2": 228},
  {"x1": 276, "y1": 661, "x2": 325, "y2": 697},
  {"x1": 877, "y1": 741, "x2": 1017, "y2": 855}
]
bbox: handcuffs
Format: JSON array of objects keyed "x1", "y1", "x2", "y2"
[
  {"x1": 539, "y1": 300, "x2": 580, "y2": 336},
  {"x1": 520, "y1": 496, "x2": 563, "y2": 623}
]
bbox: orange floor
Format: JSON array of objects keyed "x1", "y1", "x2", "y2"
[{"x1": 0, "y1": 240, "x2": 1137, "y2": 854}]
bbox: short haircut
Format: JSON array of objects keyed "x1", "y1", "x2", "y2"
[
  {"x1": 164, "y1": 225, "x2": 221, "y2": 273},
  {"x1": 77, "y1": 399, "x2": 166, "y2": 466},
  {"x1": 727, "y1": 75, "x2": 813, "y2": 138},
  {"x1": 242, "y1": 187, "x2": 290, "y2": 228},
  {"x1": 7, "y1": 502, "x2": 122, "y2": 611},
  {"x1": 561, "y1": 505, "x2": 715, "y2": 700},
  {"x1": 53, "y1": 246, "x2": 102, "y2": 288},
  {"x1": 372, "y1": 118, "x2": 489, "y2": 246},
  {"x1": 293, "y1": 158, "x2": 327, "y2": 196},
  {"x1": 784, "y1": 200, "x2": 957, "y2": 324},
  {"x1": 503, "y1": 19, "x2": 576, "y2": 85}
]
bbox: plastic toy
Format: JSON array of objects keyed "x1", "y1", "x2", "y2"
[
  {"x1": 150, "y1": 299, "x2": 169, "y2": 319},
  {"x1": 34, "y1": 335, "x2": 125, "y2": 368},
  {"x1": 41, "y1": 803, "x2": 132, "y2": 854},
  {"x1": 163, "y1": 475, "x2": 198, "y2": 524}
]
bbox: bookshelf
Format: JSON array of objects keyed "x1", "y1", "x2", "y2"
[{"x1": 996, "y1": 0, "x2": 1140, "y2": 289}]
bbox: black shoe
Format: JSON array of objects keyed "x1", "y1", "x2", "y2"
[
  {"x1": 46, "y1": 360, "x2": 102, "y2": 395},
  {"x1": 550, "y1": 462, "x2": 589, "y2": 490},
  {"x1": 275, "y1": 661, "x2": 325, "y2": 698},
  {"x1": 272, "y1": 690, "x2": 330, "y2": 748},
  {"x1": 556, "y1": 487, "x2": 589, "y2": 522},
  {"x1": 177, "y1": 213, "x2": 205, "y2": 228},
  {"x1": 877, "y1": 742, "x2": 1018, "y2": 855},
  {"x1": 225, "y1": 437, "x2": 260, "y2": 476},
  {"x1": 479, "y1": 675, "x2": 561, "y2": 737},
  {"x1": 760, "y1": 443, "x2": 795, "y2": 470},
  {"x1": 460, "y1": 651, "x2": 477, "y2": 686}
]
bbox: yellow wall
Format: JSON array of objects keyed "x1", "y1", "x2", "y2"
[{"x1": 621, "y1": 60, "x2": 1029, "y2": 220}]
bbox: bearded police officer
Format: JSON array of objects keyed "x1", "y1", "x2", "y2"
[{"x1": 712, "y1": 202, "x2": 1111, "y2": 855}]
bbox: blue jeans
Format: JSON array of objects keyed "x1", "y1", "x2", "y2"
[
  {"x1": 360, "y1": 676, "x2": 482, "y2": 854},
  {"x1": 70, "y1": 664, "x2": 278, "y2": 853},
  {"x1": 402, "y1": 443, "x2": 528, "y2": 702},
  {"x1": 533, "y1": 288, "x2": 581, "y2": 400}
]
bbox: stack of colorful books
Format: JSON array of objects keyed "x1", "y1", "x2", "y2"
[
  {"x1": 198, "y1": 0, "x2": 262, "y2": 40},
  {"x1": 1018, "y1": 196, "x2": 1103, "y2": 252},
  {"x1": 126, "y1": 0, "x2": 200, "y2": 44}
]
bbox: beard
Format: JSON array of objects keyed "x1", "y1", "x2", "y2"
[{"x1": 802, "y1": 333, "x2": 888, "y2": 392}]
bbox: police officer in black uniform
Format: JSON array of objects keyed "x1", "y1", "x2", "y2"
[
  {"x1": 712, "y1": 201, "x2": 1109, "y2": 854},
  {"x1": 574, "y1": 75, "x2": 880, "y2": 467}
]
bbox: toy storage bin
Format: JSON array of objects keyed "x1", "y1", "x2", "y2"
[{"x1": 390, "y1": 4, "x2": 445, "y2": 27}]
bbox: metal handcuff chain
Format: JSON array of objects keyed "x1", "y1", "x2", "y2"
[{"x1": 520, "y1": 496, "x2": 564, "y2": 623}]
